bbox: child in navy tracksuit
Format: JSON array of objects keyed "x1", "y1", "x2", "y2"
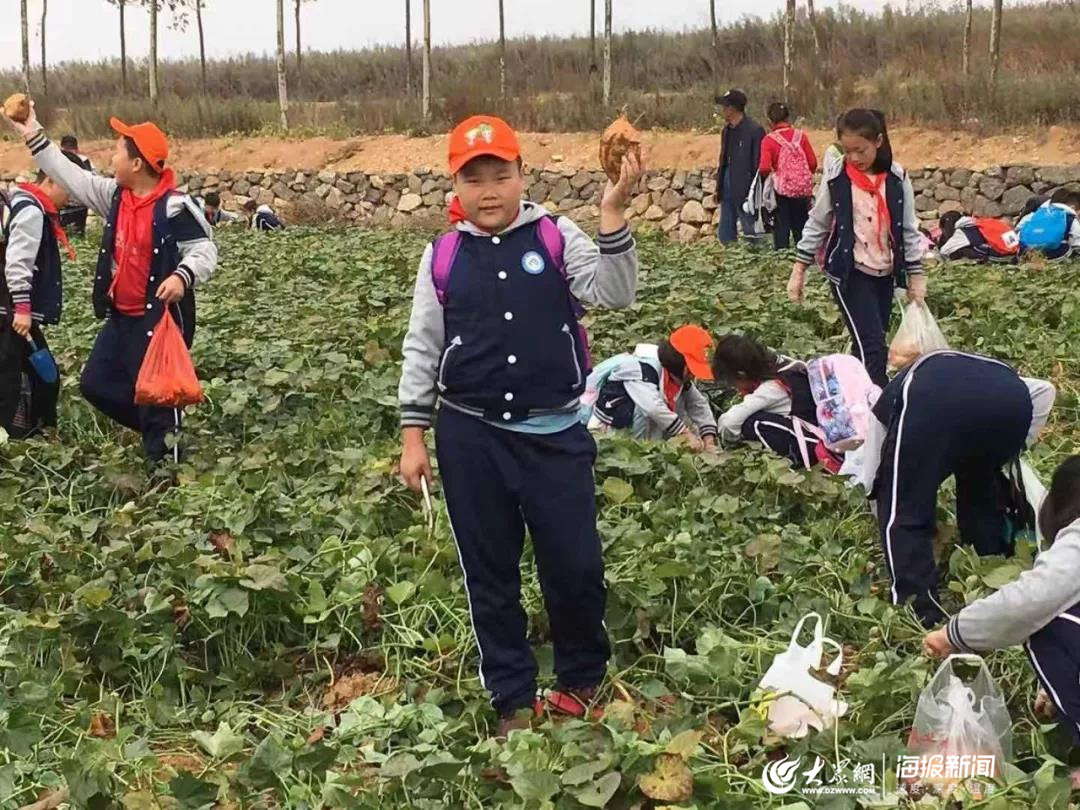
[
  {"x1": 710, "y1": 334, "x2": 836, "y2": 470},
  {"x1": 789, "y1": 109, "x2": 927, "y2": 387},
  {"x1": 7, "y1": 106, "x2": 217, "y2": 464},
  {"x1": 924, "y1": 457, "x2": 1080, "y2": 767},
  {"x1": 870, "y1": 350, "x2": 1055, "y2": 627},
  {"x1": 0, "y1": 171, "x2": 73, "y2": 437},
  {"x1": 398, "y1": 115, "x2": 642, "y2": 736}
]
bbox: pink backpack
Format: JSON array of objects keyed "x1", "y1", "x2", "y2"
[
  {"x1": 802, "y1": 354, "x2": 882, "y2": 453},
  {"x1": 430, "y1": 215, "x2": 593, "y2": 370},
  {"x1": 771, "y1": 130, "x2": 815, "y2": 199}
]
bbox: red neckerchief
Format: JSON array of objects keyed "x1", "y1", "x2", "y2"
[
  {"x1": 17, "y1": 182, "x2": 76, "y2": 261},
  {"x1": 661, "y1": 369, "x2": 681, "y2": 411},
  {"x1": 110, "y1": 169, "x2": 177, "y2": 314},
  {"x1": 845, "y1": 161, "x2": 891, "y2": 253},
  {"x1": 448, "y1": 196, "x2": 467, "y2": 224}
]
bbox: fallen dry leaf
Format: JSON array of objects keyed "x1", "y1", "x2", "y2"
[
  {"x1": 638, "y1": 753, "x2": 694, "y2": 803},
  {"x1": 89, "y1": 712, "x2": 115, "y2": 739}
]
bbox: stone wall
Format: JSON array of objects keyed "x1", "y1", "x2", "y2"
[{"x1": 10, "y1": 162, "x2": 1080, "y2": 239}]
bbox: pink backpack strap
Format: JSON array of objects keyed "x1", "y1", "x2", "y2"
[
  {"x1": 536, "y1": 215, "x2": 566, "y2": 276},
  {"x1": 430, "y1": 230, "x2": 463, "y2": 306}
]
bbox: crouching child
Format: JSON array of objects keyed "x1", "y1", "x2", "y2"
[{"x1": 397, "y1": 115, "x2": 643, "y2": 737}]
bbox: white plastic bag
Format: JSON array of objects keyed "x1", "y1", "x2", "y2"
[
  {"x1": 889, "y1": 300, "x2": 949, "y2": 371},
  {"x1": 1018, "y1": 459, "x2": 1048, "y2": 549},
  {"x1": 758, "y1": 613, "x2": 848, "y2": 738},
  {"x1": 905, "y1": 655, "x2": 1012, "y2": 799}
]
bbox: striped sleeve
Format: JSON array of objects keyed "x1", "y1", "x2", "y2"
[{"x1": 596, "y1": 224, "x2": 634, "y2": 255}]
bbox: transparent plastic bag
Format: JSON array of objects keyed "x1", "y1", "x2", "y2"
[
  {"x1": 905, "y1": 655, "x2": 1012, "y2": 799},
  {"x1": 889, "y1": 300, "x2": 949, "y2": 371},
  {"x1": 758, "y1": 613, "x2": 848, "y2": 738}
]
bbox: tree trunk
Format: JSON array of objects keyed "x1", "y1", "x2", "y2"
[
  {"x1": 295, "y1": 0, "x2": 302, "y2": 77},
  {"x1": 422, "y1": 0, "x2": 431, "y2": 120},
  {"x1": 405, "y1": 0, "x2": 413, "y2": 97},
  {"x1": 989, "y1": 0, "x2": 1003, "y2": 87},
  {"x1": 149, "y1": 0, "x2": 159, "y2": 104},
  {"x1": 962, "y1": 0, "x2": 973, "y2": 77},
  {"x1": 276, "y1": 0, "x2": 289, "y2": 128},
  {"x1": 40, "y1": 0, "x2": 47, "y2": 97},
  {"x1": 589, "y1": 0, "x2": 596, "y2": 69},
  {"x1": 709, "y1": 0, "x2": 718, "y2": 94},
  {"x1": 783, "y1": 0, "x2": 795, "y2": 102},
  {"x1": 20, "y1": 0, "x2": 30, "y2": 94},
  {"x1": 197, "y1": 0, "x2": 207, "y2": 93},
  {"x1": 498, "y1": 0, "x2": 506, "y2": 101},
  {"x1": 119, "y1": 0, "x2": 128, "y2": 94},
  {"x1": 602, "y1": 0, "x2": 612, "y2": 106}
]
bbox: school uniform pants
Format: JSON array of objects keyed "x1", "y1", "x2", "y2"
[
  {"x1": 0, "y1": 322, "x2": 58, "y2": 437},
  {"x1": 874, "y1": 354, "x2": 1032, "y2": 627},
  {"x1": 80, "y1": 306, "x2": 194, "y2": 463},
  {"x1": 435, "y1": 405, "x2": 610, "y2": 716},
  {"x1": 831, "y1": 271, "x2": 894, "y2": 387},
  {"x1": 773, "y1": 195, "x2": 811, "y2": 250},
  {"x1": 741, "y1": 412, "x2": 819, "y2": 469},
  {"x1": 1026, "y1": 604, "x2": 1080, "y2": 745}
]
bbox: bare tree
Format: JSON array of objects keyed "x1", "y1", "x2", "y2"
[
  {"x1": 405, "y1": 0, "x2": 413, "y2": 97},
  {"x1": 276, "y1": 0, "x2": 289, "y2": 128},
  {"x1": 195, "y1": 0, "x2": 207, "y2": 93},
  {"x1": 40, "y1": 0, "x2": 48, "y2": 96},
  {"x1": 422, "y1": 0, "x2": 431, "y2": 120},
  {"x1": 295, "y1": 0, "x2": 302, "y2": 75},
  {"x1": 110, "y1": 0, "x2": 129, "y2": 94},
  {"x1": 20, "y1": 0, "x2": 30, "y2": 94},
  {"x1": 989, "y1": 0, "x2": 1003, "y2": 87},
  {"x1": 149, "y1": 0, "x2": 159, "y2": 104},
  {"x1": 709, "y1": 0, "x2": 718, "y2": 93},
  {"x1": 962, "y1": 0, "x2": 973, "y2": 76},
  {"x1": 603, "y1": 0, "x2": 612, "y2": 106},
  {"x1": 589, "y1": 0, "x2": 596, "y2": 70},
  {"x1": 783, "y1": 0, "x2": 795, "y2": 102},
  {"x1": 498, "y1": 0, "x2": 506, "y2": 101}
]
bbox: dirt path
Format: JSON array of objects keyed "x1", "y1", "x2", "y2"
[{"x1": 2, "y1": 125, "x2": 1079, "y2": 174}]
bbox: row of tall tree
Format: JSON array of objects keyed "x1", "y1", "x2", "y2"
[{"x1": 16, "y1": 0, "x2": 1007, "y2": 129}]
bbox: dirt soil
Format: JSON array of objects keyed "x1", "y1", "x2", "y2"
[{"x1": 2, "y1": 125, "x2": 1079, "y2": 174}]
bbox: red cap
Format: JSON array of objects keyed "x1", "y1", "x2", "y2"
[
  {"x1": 448, "y1": 115, "x2": 521, "y2": 174},
  {"x1": 670, "y1": 325, "x2": 714, "y2": 381},
  {"x1": 110, "y1": 117, "x2": 169, "y2": 171}
]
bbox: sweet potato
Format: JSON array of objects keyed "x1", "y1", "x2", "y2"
[
  {"x1": 3, "y1": 92, "x2": 29, "y2": 123},
  {"x1": 599, "y1": 115, "x2": 641, "y2": 184}
]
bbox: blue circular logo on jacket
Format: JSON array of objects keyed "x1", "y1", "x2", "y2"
[{"x1": 521, "y1": 251, "x2": 546, "y2": 275}]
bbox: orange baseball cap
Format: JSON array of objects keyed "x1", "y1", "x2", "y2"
[
  {"x1": 110, "y1": 117, "x2": 169, "y2": 171},
  {"x1": 669, "y1": 325, "x2": 715, "y2": 381},
  {"x1": 448, "y1": 115, "x2": 521, "y2": 174}
]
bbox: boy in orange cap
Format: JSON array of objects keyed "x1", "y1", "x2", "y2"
[
  {"x1": 398, "y1": 114, "x2": 643, "y2": 737},
  {"x1": 6, "y1": 105, "x2": 217, "y2": 467},
  {"x1": 584, "y1": 325, "x2": 718, "y2": 446}
]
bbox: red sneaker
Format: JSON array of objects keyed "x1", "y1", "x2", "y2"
[
  {"x1": 543, "y1": 687, "x2": 604, "y2": 720},
  {"x1": 814, "y1": 442, "x2": 843, "y2": 474}
]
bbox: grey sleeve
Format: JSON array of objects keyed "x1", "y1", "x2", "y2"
[
  {"x1": 899, "y1": 172, "x2": 926, "y2": 275},
  {"x1": 27, "y1": 133, "x2": 118, "y2": 217},
  {"x1": 795, "y1": 177, "x2": 834, "y2": 265},
  {"x1": 623, "y1": 379, "x2": 685, "y2": 439},
  {"x1": 718, "y1": 380, "x2": 791, "y2": 444},
  {"x1": 949, "y1": 522, "x2": 1080, "y2": 652},
  {"x1": 168, "y1": 195, "x2": 218, "y2": 288},
  {"x1": 1069, "y1": 214, "x2": 1080, "y2": 248},
  {"x1": 1022, "y1": 377, "x2": 1056, "y2": 446},
  {"x1": 3, "y1": 204, "x2": 44, "y2": 306},
  {"x1": 680, "y1": 384, "x2": 718, "y2": 438},
  {"x1": 939, "y1": 230, "x2": 970, "y2": 260},
  {"x1": 558, "y1": 216, "x2": 637, "y2": 310},
  {"x1": 398, "y1": 244, "x2": 445, "y2": 429}
]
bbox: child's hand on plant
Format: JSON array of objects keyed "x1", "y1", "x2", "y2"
[
  {"x1": 400, "y1": 428, "x2": 434, "y2": 492},
  {"x1": 788, "y1": 263, "x2": 808, "y2": 303},
  {"x1": 1034, "y1": 689, "x2": 1058, "y2": 720}
]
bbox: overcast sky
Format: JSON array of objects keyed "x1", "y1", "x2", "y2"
[{"x1": 0, "y1": 0, "x2": 908, "y2": 70}]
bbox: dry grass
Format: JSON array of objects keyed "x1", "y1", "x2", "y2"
[{"x1": 9, "y1": 1, "x2": 1080, "y2": 138}]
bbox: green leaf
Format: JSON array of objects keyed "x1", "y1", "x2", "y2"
[
  {"x1": 78, "y1": 584, "x2": 113, "y2": 608},
  {"x1": 562, "y1": 760, "x2": 608, "y2": 786},
  {"x1": 510, "y1": 770, "x2": 560, "y2": 802},
  {"x1": 385, "y1": 581, "x2": 416, "y2": 605},
  {"x1": 982, "y1": 562, "x2": 1023, "y2": 589},
  {"x1": 240, "y1": 564, "x2": 289, "y2": 591},
  {"x1": 601, "y1": 477, "x2": 634, "y2": 504},
  {"x1": 169, "y1": 771, "x2": 218, "y2": 810},
  {"x1": 244, "y1": 734, "x2": 292, "y2": 789},
  {"x1": 191, "y1": 722, "x2": 245, "y2": 760},
  {"x1": 212, "y1": 587, "x2": 249, "y2": 618},
  {"x1": 653, "y1": 560, "x2": 694, "y2": 578},
  {"x1": 573, "y1": 771, "x2": 621, "y2": 807},
  {"x1": 664, "y1": 729, "x2": 703, "y2": 759},
  {"x1": 380, "y1": 752, "x2": 422, "y2": 779}
]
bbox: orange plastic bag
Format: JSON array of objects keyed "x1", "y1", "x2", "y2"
[{"x1": 134, "y1": 310, "x2": 204, "y2": 407}]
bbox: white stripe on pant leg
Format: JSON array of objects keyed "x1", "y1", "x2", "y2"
[
  {"x1": 443, "y1": 500, "x2": 490, "y2": 697},
  {"x1": 832, "y1": 281, "x2": 866, "y2": 365},
  {"x1": 1026, "y1": 640, "x2": 1080, "y2": 738},
  {"x1": 173, "y1": 409, "x2": 180, "y2": 463},
  {"x1": 752, "y1": 419, "x2": 818, "y2": 463},
  {"x1": 883, "y1": 369, "x2": 918, "y2": 605}
]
